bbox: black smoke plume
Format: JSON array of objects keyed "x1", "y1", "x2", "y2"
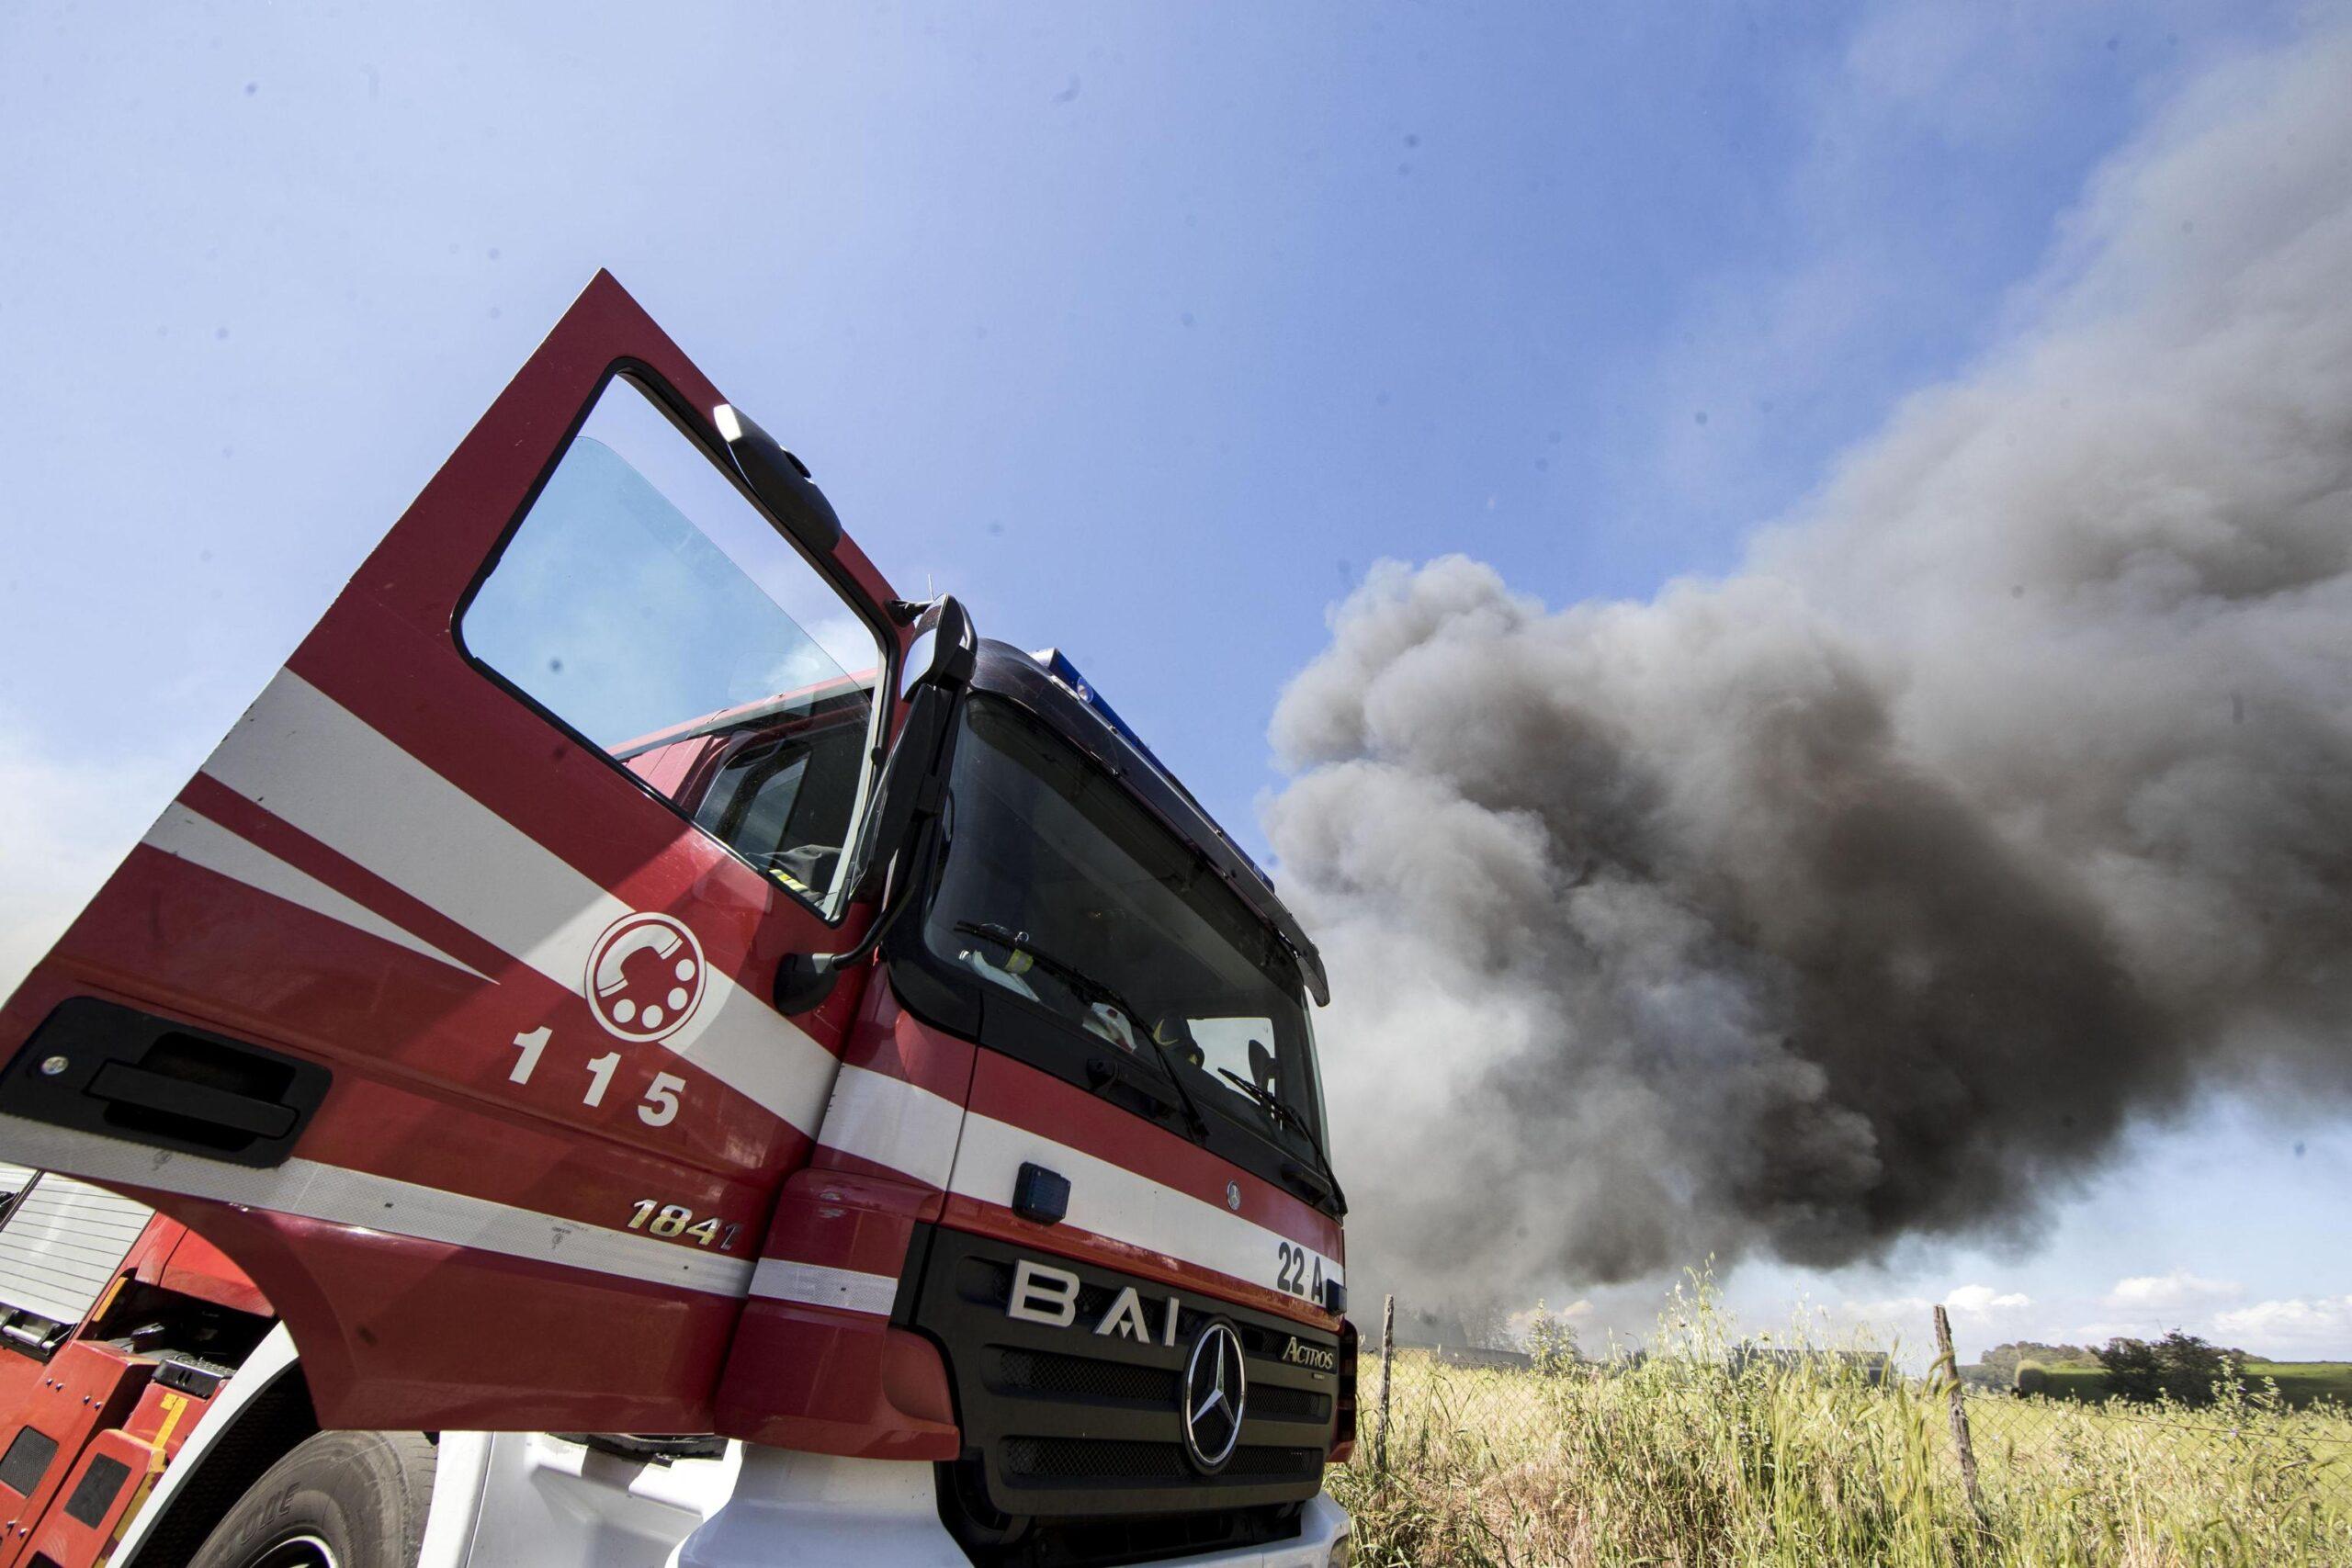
[{"x1": 1267, "y1": 28, "x2": 2352, "y2": 1294}]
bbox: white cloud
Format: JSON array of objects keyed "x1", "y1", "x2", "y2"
[
  {"x1": 1837, "y1": 1285, "x2": 2032, "y2": 1339},
  {"x1": 2212, "y1": 1296, "x2": 2352, "y2": 1357},
  {"x1": 1946, "y1": 1284, "x2": 2032, "y2": 1315},
  {"x1": 2102, "y1": 1270, "x2": 2244, "y2": 1315}
]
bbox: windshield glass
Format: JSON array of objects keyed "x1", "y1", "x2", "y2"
[{"x1": 922, "y1": 694, "x2": 1324, "y2": 1152}]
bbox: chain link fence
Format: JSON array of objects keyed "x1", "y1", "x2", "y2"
[
  {"x1": 1951, "y1": 1383, "x2": 2352, "y2": 1510},
  {"x1": 1337, "y1": 1295, "x2": 2352, "y2": 1565}
]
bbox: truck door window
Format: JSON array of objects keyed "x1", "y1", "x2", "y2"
[
  {"x1": 459, "y1": 374, "x2": 887, "y2": 915},
  {"x1": 690, "y1": 722, "x2": 869, "y2": 898}
]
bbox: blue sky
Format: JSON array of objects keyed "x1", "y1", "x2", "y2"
[{"x1": 3, "y1": 0, "x2": 2342, "y2": 1357}]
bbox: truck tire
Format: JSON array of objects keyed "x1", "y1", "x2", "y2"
[{"x1": 186, "y1": 1430, "x2": 437, "y2": 1568}]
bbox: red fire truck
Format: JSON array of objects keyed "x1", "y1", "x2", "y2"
[{"x1": 0, "y1": 275, "x2": 1353, "y2": 1568}]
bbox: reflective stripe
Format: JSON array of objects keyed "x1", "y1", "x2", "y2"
[
  {"x1": 950, "y1": 1111, "x2": 1341, "y2": 1301},
  {"x1": 826, "y1": 1068, "x2": 1343, "y2": 1300},
  {"x1": 202, "y1": 671, "x2": 840, "y2": 1135},
  {"x1": 143, "y1": 803, "x2": 492, "y2": 981},
  {"x1": 0, "y1": 1115, "x2": 753, "y2": 1299},
  {"x1": 748, "y1": 1258, "x2": 899, "y2": 1315},
  {"x1": 816, "y1": 1065, "x2": 965, "y2": 1190}
]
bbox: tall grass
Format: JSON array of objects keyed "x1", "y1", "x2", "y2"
[{"x1": 1331, "y1": 1282, "x2": 2352, "y2": 1566}]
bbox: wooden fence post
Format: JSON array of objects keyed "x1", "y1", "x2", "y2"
[
  {"x1": 1374, "y1": 1292, "x2": 1396, "y2": 1477},
  {"x1": 1934, "y1": 1303, "x2": 1984, "y2": 1517}
]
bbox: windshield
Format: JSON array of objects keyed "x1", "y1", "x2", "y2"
[{"x1": 922, "y1": 694, "x2": 1325, "y2": 1154}]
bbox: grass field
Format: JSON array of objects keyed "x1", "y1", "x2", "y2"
[
  {"x1": 1332, "y1": 1295, "x2": 2352, "y2": 1566},
  {"x1": 2023, "y1": 1361, "x2": 2352, "y2": 1409}
]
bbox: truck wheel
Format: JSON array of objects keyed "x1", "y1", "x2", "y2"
[{"x1": 187, "y1": 1430, "x2": 437, "y2": 1568}]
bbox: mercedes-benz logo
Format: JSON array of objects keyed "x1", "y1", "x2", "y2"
[{"x1": 1181, "y1": 1320, "x2": 1248, "y2": 1473}]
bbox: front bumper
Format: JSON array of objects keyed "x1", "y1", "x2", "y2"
[
  {"x1": 672, "y1": 1448, "x2": 1351, "y2": 1568},
  {"x1": 1163, "y1": 1490, "x2": 1350, "y2": 1568}
]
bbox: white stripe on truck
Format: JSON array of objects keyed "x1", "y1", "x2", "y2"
[
  {"x1": 806, "y1": 1067, "x2": 1344, "y2": 1307},
  {"x1": 200, "y1": 669, "x2": 842, "y2": 1136},
  {"x1": 143, "y1": 802, "x2": 491, "y2": 981},
  {"x1": 0, "y1": 1116, "x2": 754, "y2": 1298}
]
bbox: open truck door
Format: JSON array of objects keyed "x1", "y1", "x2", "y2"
[{"x1": 0, "y1": 274, "x2": 913, "y2": 1433}]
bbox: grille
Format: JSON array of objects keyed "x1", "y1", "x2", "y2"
[
  {"x1": 955, "y1": 1495, "x2": 1302, "y2": 1568},
  {"x1": 990, "y1": 1346, "x2": 1179, "y2": 1405},
  {"x1": 910, "y1": 1226, "x2": 1342, "y2": 1523},
  {"x1": 989, "y1": 1341, "x2": 1325, "y2": 1421},
  {"x1": 1247, "y1": 1382, "x2": 1331, "y2": 1423},
  {"x1": 1003, "y1": 1438, "x2": 1324, "y2": 1486}
]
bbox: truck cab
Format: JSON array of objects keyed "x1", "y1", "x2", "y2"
[{"x1": 0, "y1": 275, "x2": 1351, "y2": 1568}]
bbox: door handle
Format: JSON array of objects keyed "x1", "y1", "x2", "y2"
[
  {"x1": 3, "y1": 999, "x2": 328, "y2": 1168},
  {"x1": 86, "y1": 1061, "x2": 299, "y2": 1139}
]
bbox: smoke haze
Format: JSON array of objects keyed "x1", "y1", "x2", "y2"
[{"x1": 1268, "y1": 27, "x2": 2352, "y2": 1296}]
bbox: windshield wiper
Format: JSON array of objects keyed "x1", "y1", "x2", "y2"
[
  {"x1": 1217, "y1": 1068, "x2": 1349, "y2": 1216},
  {"x1": 955, "y1": 921, "x2": 1210, "y2": 1141}
]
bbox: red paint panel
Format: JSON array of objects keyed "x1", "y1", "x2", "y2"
[
  {"x1": 120, "y1": 1373, "x2": 207, "y2": 1451},
  {"x1": 21, "y1": 959, "x2": 775, "y2": 1254},
  {"x1": 756, "y1": 1168, "x2": 931, "y2": 1279},
  {"x1": 833, "y1": 982, "x2": 978, "y2": 1105},
  {"x1": 24, "y1": 1427, "x2": 151, "y2": 1568},
  {"x1": 178, "y1": 772, "x2": 514, "y2": 981},
  {"x1": 813, "y1": 1146, "x2": 953, "y2": 1213},
  {"x1": 714, "y1": 1307, "x2": 956, "y2": 1460},
  {"x1": 0, "y1": 1359, "x2": 39, "y2": 1472},
  {"x1": 0, "y1": 1342, "x2": 149, "y2": 1568},
  {"x1": 76, "y1": 831, "x2": 802, "y2": 1185},
  {"x1": 138, "y1": 1201, "x2": 738, "y2": 1432},
  {"x1": 154, "y1": 1227, "x2": 271, "y2": 1320},
  {"x1": 624, "y1": 733, "x2": 715, "y2": 797},
  {"x1": 118, "y1": 1214, "x2": 188, "y2": 1292},
  {"x1": 715, "y1": 1169, "x2": 948, "y2": 1452}
]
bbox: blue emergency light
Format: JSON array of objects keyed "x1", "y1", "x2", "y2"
[{"x1": 1030, "y1": 647, "x2": 1274, "y2": 889}]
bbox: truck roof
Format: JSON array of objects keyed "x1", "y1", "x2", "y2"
[{"x1": 971, "y1": 639, "x2": 1329, "y2": 1005}]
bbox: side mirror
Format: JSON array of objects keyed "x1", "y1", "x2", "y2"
[
  {"x1": 774, "y1": 596, "x2": 978, "y2": 1015},
  {"x1": 714, "y1": 403, "x2": 843, "y2": 558},
  {"x1": 903, "y1": 594, "x2": 979, "y2": 688},
  {"x1": 841, "y1": 595, "x2": 975, "y2": 902}
]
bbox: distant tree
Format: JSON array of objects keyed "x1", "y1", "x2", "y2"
[
  {"x1": 1956, "y1": 1361, "x2": 2010, "y2": 1391},
  {"x1": 2154, "y1": 1331, "x2": 2235, "y2": 1404},
  {"x1": 2096, "y1": 1337, "x2": 2166, "y2": 1403},
  {"x1": 1524, "y1": 1302, "x2": 1581, "y2": 1374},
  {"x1": 1983, "y1": 1341, "x2": 2098, "y2": 1383},
  {"x1": 1452, "y1": 1292, "x2": 1512, "y2": 1352}
]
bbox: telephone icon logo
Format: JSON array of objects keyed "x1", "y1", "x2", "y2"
[{"x1": 584, "y1": 911, "x2": 707, "y2": 1043}]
